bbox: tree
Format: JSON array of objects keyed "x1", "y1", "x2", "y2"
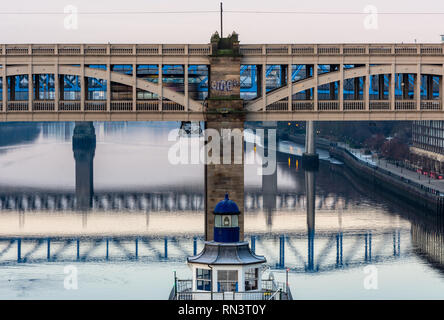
[{"x1": 381, "y1": 138, "x2": 410, "y2": 161}]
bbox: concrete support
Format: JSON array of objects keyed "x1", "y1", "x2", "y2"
[
  {"x1": 390, "y1": 66, "x2": 396, "y2": 110},
  {"x1": 416, "y1": 65, "x2": 421, "y2": 110},
  {"x1": 133, "y1": 63, "x2": 137, "y2": 111},
  {"x1": 205, "y1": 55, "x2": 244, "y2": 242},
  {"x1": 314, "y1": 63, "x2": 318, "y2": 111},
  {"x1": 2, "y1": 63, "x2": 6, "y2": 111},
  {"x1": 262, "y1": 63, "x2": 266, "y2": 110},
  {"x1": 302, "y1": 121, "x2": 319, "y2": 169},
  {"x1": 305, "y1": 121, "x2": 316, "y2": 154},
  {"x1": 54, "y1": 64, "x2": 59, "y2": 111},
  {"x1": 364, "y1": 64, "x2": 370, "y2": 110},
  {"x1": 80, "y1": 61, "x2": 85, "y2": 112},
  {"x1": 106, "y1": 62, "x2": 111, "y2": 112},
  {"x1": 441, "y1": 73, "x2": 444, "y2": 110},
  {"x1": 184, "y1": 64, "x2": 189, "y2": 111},
  {"x1": 158, "y1": 63, "x2": 163, "y2": 111},
  {"x1": 339, "y1": 63, "x2": 344, "y2": 110},
  {"x1": 288, "y1": 63, "x2": 292, "y2": 111},
  {"x1": 28, "y1": 64, "x2": 32, "y2": 111}
]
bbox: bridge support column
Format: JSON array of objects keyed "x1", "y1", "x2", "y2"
[
  {"x1": 262, "y1": 63, "x2": 266, "y2": 110},
  {"x1": 2, "y1": 64, "x2": 7, "y2": 111},
  {"x1": 390, "y1": 65, "x2": 395, "y2": 110},
  {"x1": 133, "y1": 63, "x2": 137, "y2": 112},
  {"x1": 302, "y1": 121, "x2": 319, "y2": 170},
  {"x1": 80, "y1": 59, "x2": 85, "y2": 112},
  {"x1": 54, "y1": 64, "x2": 59, "y2": 111},
  {"x1": 205, "y1": 36, "x2": 244, "y2": 241},
  {"x1": 416, "y1": 65, "x2": 421, "y2": 110},
  {"x1": 158, "y1": 63, "x2": 163, "y2": 111},
  {"x1": 441, "y1": 74, "x2": 444, "y2": 110},
  {"x1": 314, "y1": 63, "x2": 318, "y2": 111},
  {"x1": 287, "y1": 63, "x2": 292, "y2": 111},
  {"x1": 185, "y1": 63, "x2": 189, "y2": 111},
  {"x1": 339, "y1": 63, "x2": 344, "y2": 110},
  {"x1": 365, "y1": 64, "x2": 370, "y2": 110},
  {"x1": 28, "y1": 64, "x2": 32, "y2": 111}
]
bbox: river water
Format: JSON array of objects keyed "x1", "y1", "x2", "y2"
[{"x1": 0, "y1": 121, "x2": 443, "y2": 299}]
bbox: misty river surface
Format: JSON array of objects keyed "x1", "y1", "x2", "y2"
[{"x1": 0, "y1": 122, "x2": 443, "y2": 299}]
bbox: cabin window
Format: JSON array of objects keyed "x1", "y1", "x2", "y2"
[
  {"x1": 217, "y1": 270, "x2": 238, "y2": 292},
  {"x1": 245, "y1": 268, "x2": 259, "y2": 291},
  {"x1": 223, "y1": 215, "x2": 231, "y2": 226},
  {"x1": 215, "y1": 215, "x2": 238, "y2": 227},
  {"x1": 196, "y1": 268, "x2": 212, "y2": 291}
]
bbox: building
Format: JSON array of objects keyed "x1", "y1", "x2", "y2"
[
  {"x1": 410, "y1": 121, "x2": 444, "y2": 176},
  {"x1": 169, "y1": 194, "x2": 292, "y2": 300}
]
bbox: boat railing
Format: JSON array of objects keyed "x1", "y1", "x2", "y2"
[{"x1": 171, "y1": 279, "x2": 292, "y2": 300}]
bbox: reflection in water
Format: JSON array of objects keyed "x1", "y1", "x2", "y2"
[
  {"x1": 305, "y1": 169, "x2": 316, "y2": 272},
  {"x1": 0, "y1": 122, "x2": 443, "y2": 299},
  {"x1": 73, "y1": 122, "x2": 96, "y2": 211}
]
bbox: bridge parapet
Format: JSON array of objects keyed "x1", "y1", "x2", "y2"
[{"x1": 1, "y1": 44, "x2": 212, "y2": 57}]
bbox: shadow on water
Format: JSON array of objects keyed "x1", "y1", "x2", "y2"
[{"x1": 0, "y1": 122, "x2": 40, "y2": 148}]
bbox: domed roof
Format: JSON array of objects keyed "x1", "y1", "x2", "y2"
[
  {"x1": 187, "y1": 241, "x2": 266, "y2": 266},
  {"x1": 214, "y1": 193, "x2": 240, "y2": 215}
]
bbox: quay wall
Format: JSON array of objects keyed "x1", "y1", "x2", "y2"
[{"x1": 329, "y1": 146, "x2": 444, "y2": 215}]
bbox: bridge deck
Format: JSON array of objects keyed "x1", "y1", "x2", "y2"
[{"x1": 1, "y1": 43, "x2": 444, "y2": 121}]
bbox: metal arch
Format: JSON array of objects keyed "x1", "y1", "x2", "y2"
[
  {"x1": 5, "y1": 65, "x2": 204, "y2": 112},
  {"x1": 245, "y1": 64, "x2": 444, "y2": 111}
]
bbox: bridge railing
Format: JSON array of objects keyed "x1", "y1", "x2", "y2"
[
  {"x1": 239, "y1": 44, "x2": 444, "y2": 56},
  {"x1": 2, "y1": 43, "x2": 443, "y2": 57},
  {"x1": 0, "y1": 44, "x2": 213, "y2": 56}
]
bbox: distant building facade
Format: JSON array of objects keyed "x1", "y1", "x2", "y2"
[{"x1": 410, "y1": 120, "x2": 444, "y2": 175}]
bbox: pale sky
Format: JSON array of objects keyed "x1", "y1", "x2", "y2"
[{"x1": 1, "y1": 0, "x2": 444, "y2": 44}]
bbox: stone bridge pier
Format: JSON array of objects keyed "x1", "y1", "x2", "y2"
[{"x1": 204, "y1": 33, "x2": 245, "y2": 241}]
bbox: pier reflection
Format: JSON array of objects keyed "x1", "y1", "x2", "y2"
[{"x1": 72, "y1": 122, "x2": 96, "y2": 212}]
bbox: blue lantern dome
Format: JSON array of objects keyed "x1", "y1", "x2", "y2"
[
  {"x1": 213, "y1": 194, "x2": 240, "y2": 243},
  {"x1": 214, "y1": 194, "x2": 240, "y2": 215}
]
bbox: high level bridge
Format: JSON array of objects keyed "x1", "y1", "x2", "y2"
[{"x1": 2, "y1": 42, "x2": 444, "y2": 121}]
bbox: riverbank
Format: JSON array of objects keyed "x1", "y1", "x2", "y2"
[{"x1": 329, "y1": 145, "x2": 444, "y2": 215}]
